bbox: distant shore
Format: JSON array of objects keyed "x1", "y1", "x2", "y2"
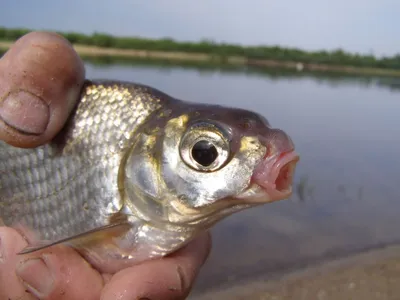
[{"x1": 1, "y1": 40, "x2": 400, "y2": 78}]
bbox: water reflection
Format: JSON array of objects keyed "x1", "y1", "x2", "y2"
[
  {"x1": 75, "y1": 54, "x2": 400, "y2": 91},
  {"x1": 81, "y1": 57, "x2": 400, "y2": 92},
  {"x1": 294, "y1": 178, "x2": 363, "y2": 204},
  {"x1": 83, "y1": 63, "x2": 400, "y2": 295},
  {"x1": 293, "y1": 175, "x2": 313, "y2": 203}
]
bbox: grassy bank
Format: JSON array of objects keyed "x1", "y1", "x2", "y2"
[
  {"x1": 2, "y1": 44, "x2": 400, "y2": 94},
  {"x1": 1, "y1": 27, "x2": 400, "y2": 77},
  {"x1": 1, "y1": 40, "x2": 400, "y2": 78}
]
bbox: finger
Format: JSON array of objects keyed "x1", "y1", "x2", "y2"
[
  {"x1": 0, "y1": 227, "x2": 35, "y2": 300},
  {"x1": 101, "y1": 232, "x2": 212, "y2": 300},
  {"x1": 0, "y1": 31, "x2": 85, "y2": 148},
  {"x1": 0, "y1": 227, "x2": 104, "y2": 300},
  {"x1": 16, "y1": 246, "x2": 104, "y2": 300}
]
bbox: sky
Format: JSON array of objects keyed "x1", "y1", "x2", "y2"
[{"x1": 0, "y1": 0, "x2": 398, "y2": 56}]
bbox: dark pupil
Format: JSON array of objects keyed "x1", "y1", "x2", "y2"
[{"x1": 191, "y1": 140, "x2": 218, "y2": 167}]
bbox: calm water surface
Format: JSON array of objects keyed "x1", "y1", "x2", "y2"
[{"x1": 86, "y1": 64, "x2": 400, "y2": 295}]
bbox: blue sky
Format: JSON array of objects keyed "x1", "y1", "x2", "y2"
[{"x1": 0, "y1": 0, "x2": 398, "y2": 56}]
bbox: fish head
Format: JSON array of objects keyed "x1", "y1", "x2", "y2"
[{"x1": 124, "y1": 103, "x2": 299, "y2": 228}]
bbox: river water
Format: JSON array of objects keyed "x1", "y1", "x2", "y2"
[{"x1": 85, "y1": 63, "x2": 400, "y2": 296}]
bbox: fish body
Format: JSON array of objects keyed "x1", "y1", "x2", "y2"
[{"x1": 0, "y1": 80, "x2": 299, "y2": 272}]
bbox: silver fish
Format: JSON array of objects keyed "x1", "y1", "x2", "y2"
[{"x1": 0, "y1": 80, "x2": 299, "y2": 273}]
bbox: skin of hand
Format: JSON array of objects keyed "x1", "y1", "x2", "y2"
[{"x1": 0, "y1": 32, "x2": 211, "y2": 300}]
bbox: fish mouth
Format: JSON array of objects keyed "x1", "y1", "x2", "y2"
[
  {"x1": 254, "y1": 150, "x2": 299, "y2": 199},
  {"x1": 237, "y1": 150, "x2": 299, "y2": 202}
]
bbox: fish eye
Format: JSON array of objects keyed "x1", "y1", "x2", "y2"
[
  {"x1": 180, "y1": 121, "x2": 230, "y2": 172},
  {"x1": 191, "y1": 140, "x2": 218, "y2": 167}
]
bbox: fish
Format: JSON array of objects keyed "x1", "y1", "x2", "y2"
[{"x1": 0, "y1": 80, "x2": 299, "y2": 273}]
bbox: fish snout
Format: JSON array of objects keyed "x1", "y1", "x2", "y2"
[{"x1": 259, "y1": 128, "x2": 295, "y2": 157}]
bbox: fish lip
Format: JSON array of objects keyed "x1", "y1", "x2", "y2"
[{"x1": 248, "y1": 150, "x2": 300, "y2": 201}]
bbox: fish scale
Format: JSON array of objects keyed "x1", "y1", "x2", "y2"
[{"x1": 0, "y1": 80, "x2": 164, "y2": 241}]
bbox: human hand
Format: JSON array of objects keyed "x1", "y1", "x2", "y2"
[{"x1": 0, "y1": 32, "x2": 211, "y2": 300}]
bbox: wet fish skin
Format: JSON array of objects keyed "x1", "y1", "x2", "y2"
[
  {"x1": 0, "y1": 80, "x2": 166, "y2": 240},
  {"x1": 0, "y1": 80, "x2": 298, "y2": 273}
]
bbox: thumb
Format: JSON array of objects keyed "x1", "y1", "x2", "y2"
[{"x1": 0, "y1": 31, "x2": 85, "y2": 148}]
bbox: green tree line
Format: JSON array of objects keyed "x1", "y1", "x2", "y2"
[{"x1": 1, "y1": 27, "x2": 399, "y2": 70}]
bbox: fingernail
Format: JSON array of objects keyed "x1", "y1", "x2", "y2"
[
  {"x1": 17, "y1": 257, "x2": 54, "y2": 297},
  {"x1": 0, "y1": 90, "x2": 49, "y2": 135}
]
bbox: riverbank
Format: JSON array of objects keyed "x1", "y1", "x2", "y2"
[
  {"x1": 191, "y1": 243, "x2": 400, "y2": 300},
  {"x1": 1, "y1": 41, "x2": 400, "y2": 77}
]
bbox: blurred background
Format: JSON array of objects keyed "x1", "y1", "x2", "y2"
[{"x1": 1, "y1": 1, "x2": 400, "y2": 299}]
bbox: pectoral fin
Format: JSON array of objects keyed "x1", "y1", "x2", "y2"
[{"x1": 18, "y1": 221, "x2": 132, "y2": 255}]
